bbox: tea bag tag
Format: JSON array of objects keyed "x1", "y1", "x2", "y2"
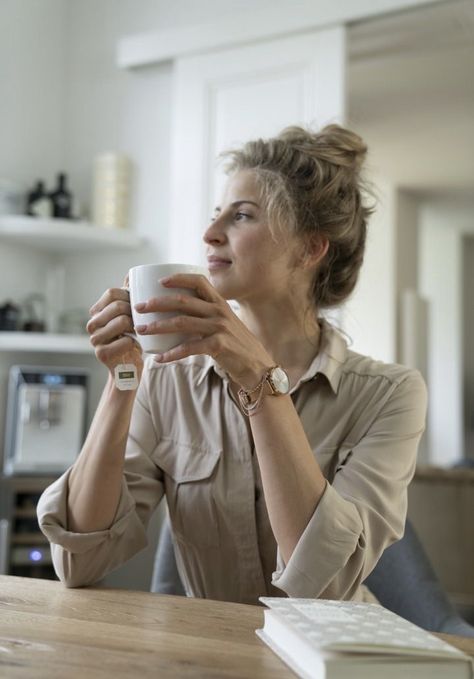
[{"x1": 114, "y1": 363, "x2": 138, "y2": 391}]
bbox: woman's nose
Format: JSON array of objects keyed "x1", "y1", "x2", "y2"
[{"x1": 203, "y1": 216, "x2": 226, "y2": 245}]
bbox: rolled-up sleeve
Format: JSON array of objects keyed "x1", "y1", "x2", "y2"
[
  {"x1": 272, "y1": 370, "x2": 427, "y2": 600},
  {"x1": 37, "y1": 367, "x2": 164, "y2": 588}
]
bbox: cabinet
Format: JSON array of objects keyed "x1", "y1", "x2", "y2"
[
  {"x1": 408, "y1": 466, "x2": 474, "y2": 623},
  {"x1": 0, "y1": 476, "x2": 57, "y2": 579}
]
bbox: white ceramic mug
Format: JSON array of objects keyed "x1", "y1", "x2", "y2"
[{"x1": 128, "y1": 263, "x2": 208, "y2": 354}]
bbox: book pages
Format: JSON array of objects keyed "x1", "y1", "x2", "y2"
[{"x1": 259, "y1": 598, "x2": 467, "y2": 659}]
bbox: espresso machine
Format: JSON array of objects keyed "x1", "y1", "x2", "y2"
[{"x1": 3, "y1": 365, "x2": 88, "y2": 475}]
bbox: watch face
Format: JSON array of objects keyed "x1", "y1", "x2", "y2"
[{"x1": 270, "y1": 367, "x2": 290, "y2": 394}]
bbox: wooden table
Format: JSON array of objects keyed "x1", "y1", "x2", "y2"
[{"x1": 1, "y1": 576, "x2": 474, "y2": 678}]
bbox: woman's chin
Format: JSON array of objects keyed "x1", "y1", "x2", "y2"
[{"x1": 209, "y1": 274, "x2": 239, "y2": 299}]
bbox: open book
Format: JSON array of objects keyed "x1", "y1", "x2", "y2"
[{"x1": 256, "y1": 597, "x2": 473, "y2": 679}]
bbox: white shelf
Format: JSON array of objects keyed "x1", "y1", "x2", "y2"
[
  {"x1": 0, "y1": 215, "x2": 143, "y2": 252},
  {"x1": 0, "y1": 332, "x2": 93, "y2": 354}
]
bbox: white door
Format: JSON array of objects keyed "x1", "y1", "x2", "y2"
[{"x1": 168, "y1": 26, "x2": 346, "y2": 264}]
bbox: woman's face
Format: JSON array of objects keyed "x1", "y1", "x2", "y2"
[{"x1": 203, "y1": 170, "x2": 308, "y2": 305}]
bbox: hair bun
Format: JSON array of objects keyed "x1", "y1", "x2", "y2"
[{"x1": 279, "y1": 124, "x2": 368, "y2": 173}]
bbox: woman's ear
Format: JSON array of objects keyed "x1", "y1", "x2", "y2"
[{"x1": 302, "y1": 235, "x2": 329, "y2": 269}]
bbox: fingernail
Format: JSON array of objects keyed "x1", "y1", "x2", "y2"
[
  {"x1": 154, "y1": 353, "x2": 163, "y2": 362},
  {"x1": 159, "y1": 277, "x2": 171, "y2": 285},
  {"x1": 134, "y1": 302, "x2": 146, "y2": 311},
  {"x1": 135, "y1": 324, "x2": 147, "y2": 333}
]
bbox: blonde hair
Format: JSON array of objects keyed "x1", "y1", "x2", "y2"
[{"x1": 221, "y1": 124, "x2": 374, "y2": 309}]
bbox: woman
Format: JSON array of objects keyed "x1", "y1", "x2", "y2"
[{"x1": 37, "y1": 124, "x2": 427, "y2": 604}]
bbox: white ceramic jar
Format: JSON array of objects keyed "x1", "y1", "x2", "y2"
[{"x1": 92, "y1": 153, "x2": 132, "y2": 229}]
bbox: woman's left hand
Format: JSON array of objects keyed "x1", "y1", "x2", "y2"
[{"x1": 134, "y1": 273, "x2": 274, "y2": 388}]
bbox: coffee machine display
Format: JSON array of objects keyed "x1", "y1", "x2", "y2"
[{"x1": 3, "y1": 366, "x2": 88, "y2": 475}]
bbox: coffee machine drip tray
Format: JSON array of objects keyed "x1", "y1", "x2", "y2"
[{"x1": 3, "y1": 366, "x2": 89, "y2": 475}]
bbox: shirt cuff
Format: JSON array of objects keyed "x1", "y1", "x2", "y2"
[
  {"x1": 271, "y1": 482, "x2": 363, "y2": 597},
  {"x1": 37, "y1": 467, "x2": 137, "y2": 554}
]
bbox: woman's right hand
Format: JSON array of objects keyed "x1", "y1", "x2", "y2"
[{"x1": 86, "y1": 286, "x2": 144, "y2": 379}]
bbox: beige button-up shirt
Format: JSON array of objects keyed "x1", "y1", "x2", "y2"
[{"x1": 37, "y1": 320, "x2": 427, "y2": 605}]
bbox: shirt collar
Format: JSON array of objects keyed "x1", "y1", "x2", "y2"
[
  {"x1": 198, "y1": 317, "x2": 347, "y2": 395},
  {"x1": 296, "y1": 318, "x2": 347, "y2": 394}
]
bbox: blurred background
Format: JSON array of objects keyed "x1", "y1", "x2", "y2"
[{"x1": 0, "y1": 0, "x2": 473, "y2": 618}]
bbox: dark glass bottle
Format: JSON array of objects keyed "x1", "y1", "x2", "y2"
[
  {"x1": 50, "y1": 173, "x2": 72, "y2": 218},
  {"x1": 0, "y1": 301, "x2": 20, "y2": 331},
  {"x1": 26, "y1": 180, "x2": 51, "y2": 217}
]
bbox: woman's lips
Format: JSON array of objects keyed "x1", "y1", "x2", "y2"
[{"x1": 207, "y1": 258, "x2": 232, "y2": 271}]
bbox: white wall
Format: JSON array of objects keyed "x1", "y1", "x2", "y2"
[
  {"x1": 418, "y1": 199, "x2": 474, "y2": 465},
  {"x1": 342, "y1": 179, "x2": 397, "y2": 362},
  {"x1": 0, "y1": 0, "x2": 66, "y2": 188}
]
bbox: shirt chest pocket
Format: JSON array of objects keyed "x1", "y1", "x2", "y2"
[{"x1": 152, "y1": 438, "x2": 221, "y2": 548}]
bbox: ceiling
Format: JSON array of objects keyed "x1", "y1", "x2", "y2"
[{"x1": 347, "y1": 0, "x2": 474, "y2": 196}]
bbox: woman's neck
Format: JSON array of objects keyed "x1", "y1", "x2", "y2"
[{"x1": 237, "y1": 299, "x2": 321, "y2": 375}]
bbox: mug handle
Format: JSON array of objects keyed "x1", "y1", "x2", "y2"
[{"x1": 121, "y1": 284, "x2": 142, "y2": 348}]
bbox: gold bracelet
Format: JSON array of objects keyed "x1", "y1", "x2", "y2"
[
  {"x1": 237, "y1": 365, "x2": 290, "y2": 417},
  {"x1": 237, "y1": 367, "x2": 275, "y2": 417}
]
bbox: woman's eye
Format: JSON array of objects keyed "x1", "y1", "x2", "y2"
[{"x1": 235, "y1": 212, "x2": 251, "y2": 221}]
